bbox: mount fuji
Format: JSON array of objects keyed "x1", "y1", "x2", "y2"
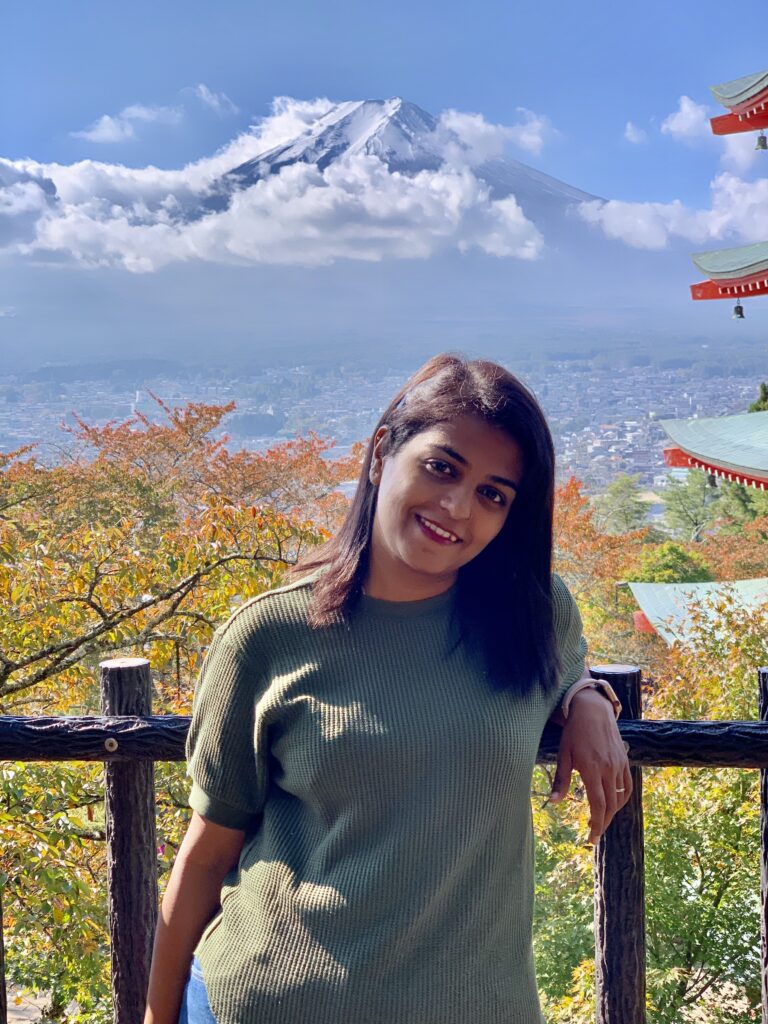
[
  {"x1": 205, "y1": 96, "x2": 598, "y2": 231},
  {"x1": 2, "y1": 96, "x2": 711, "y2": 370}
]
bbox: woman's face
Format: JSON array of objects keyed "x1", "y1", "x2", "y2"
[{"x1": 365, "y1": 414, "x2": 524, "y2": 601}]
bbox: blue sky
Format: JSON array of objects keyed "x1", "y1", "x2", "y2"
[
  {"x1": 2, "y1": 0, "x2": 767, "y2": 367},
  {"x1": 6, "y1": 0, "x2": 766, "y2": 199}
]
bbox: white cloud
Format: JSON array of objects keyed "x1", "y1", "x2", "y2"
[
  {"x1": 121, "y1": 104, "x2": 182, "y2": 124},
  {"x1": 0, "y1": 164, "x2": 54, "y2": 245},
  {"x1": 439, "y1": 107, "x2": 555, "y2": 161},
  {"x1": 624, "y1": 121, "x2": 647, "y2": 145},
  {"x1": 661, "y1": 95, "x2": 711, "y2": 142},
  {"x1": 505, "y1": 108, "x2": 556, "y2": 156},
  {"x1": 71, "y1": 104, "x2": 182, "y2": 143},
  {"x1": 189, "y1": 84, "x2": 239, "y2": 117},
  {"x1": 720, "y1": 131, "x2": 761, "y2": 173},
  {"x1": 1, "y1": 97, "x2": 545, "y2": 272},
  {"x1": 0, "y1": 306, "x2": 16, "y2": 318},
  {"x1": 659, "y1": 94, "x2": 764, "y2": 173},
  {"x1": 581, "y1": 93, "x2": 768, "y2": 249},
  {"x1": 247, "y1": 96, "x2": 337, "y2": 154},
  {"x1": 579, "y1": 172, "x2": 768, "y2": 250},
  {"x1": 71, "y1": 115, "x2": 136, "y2": 144}
]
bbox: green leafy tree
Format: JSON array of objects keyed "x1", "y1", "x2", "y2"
[
  {"x1": 715, "y1": 481, "x2": 768, "y2": 531},
  {"x1": 747, "y1": 382, "x2": 768, "y2": 413},
  {"x1": 629, "y1": 541, "x2": 713, "y2": 583},
  {"x1": 537, "y1": 588, "x2": 767, "y2": 1024},
  {"x1": 663, "y1": 472, "x2": 719, "y2": 542},
  {"x1": 540, "y1": 484, "x2": 768, "y2": 1024},
  {"x1": 642, "y1": 596, "x2": 767, "y2": 1022},
  {"x1": 593, "y1": 474, "x2": 648, "y2": 535}
]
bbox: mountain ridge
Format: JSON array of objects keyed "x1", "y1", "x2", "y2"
[{"x1": 210, "y1": 97, "x2": 599, "y2": 224}]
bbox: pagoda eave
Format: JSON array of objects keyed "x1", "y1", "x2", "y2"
[
  {"x1": 710, "y1": 110, "x2": 768, "y2": 135},
  {"x1": 663, "y1": 446, "x2": 768, "y2": 489},
  {"x1": 691, "y1": 276, "x2": 768, "y2": 300},
  {"x1": 727, "y1": 82, "x2": 768, "y2": 115}
]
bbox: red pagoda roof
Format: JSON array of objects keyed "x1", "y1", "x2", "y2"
[
  {"x1": 661, "y1": 411, "x2": 768, "y2": 489},
  {"x1": 690, "y1": 242, "x2": 768, "y2": 300},
  {"x1": 710, "y1": 69, "x2": 768, "y2": 135}
]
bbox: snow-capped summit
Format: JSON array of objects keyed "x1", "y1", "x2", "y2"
[
  {"x1": 210, "y1": 97, "x2": 597, "y2": 226},
  {"x1": 225, "y1": 98, "x2": 441, "y2": 185}
]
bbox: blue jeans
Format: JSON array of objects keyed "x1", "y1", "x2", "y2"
[{"x1": 178, "y1": 956, "x2": 217, "y2": 1024}]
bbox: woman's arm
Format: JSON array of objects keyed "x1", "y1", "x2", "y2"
[
  {"x1": 548, "y1": 686, "x2": 632, "y2": 844},
  {"x1": 143, "y1": 812, "x2": 246, "y2": 1024}
]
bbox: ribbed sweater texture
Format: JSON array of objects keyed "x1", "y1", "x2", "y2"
[{"x1": 186, "y1": 574, "x2": 587, "y2": 1024}]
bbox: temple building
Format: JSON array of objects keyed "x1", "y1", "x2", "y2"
[
  {"x1": 690, "y1": 242, "x2": 768, "y2": 303},
  {"x1": 629, "y1": 578, "x2": 768, "y2": 643},
  {"x1": 660, "y1": 410, "x2": 768, "y2": 490},
  {"x1": 629, "y1": 411, "x2": 768, "y2": 639},
  {"x1": 637, "y1": 70, "x2": 768, "y2": 642},
  {"x1": 708, "y1": 69, "x2": 768, "y2": 137},
  {"x1": 689, "y1": 69, "x2": 768, "y2": 314}
]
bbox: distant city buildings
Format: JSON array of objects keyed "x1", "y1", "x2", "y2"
[{"x1": 0, "y1": 359, "x2": 758, "y2": 493}]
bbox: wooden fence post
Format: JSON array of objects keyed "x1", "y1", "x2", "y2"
[
  {"x1": 100, "y1": 657, "x2": 158, "y2": 1024},
  {"x1": 759, "y1": 666, "x2": 768, "y2": 1024},
  {"x1": 591, "y1": 664, "x2": 646, "y2": 1024}
]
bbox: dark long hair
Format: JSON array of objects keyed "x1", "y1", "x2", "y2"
[{"x1": 293, "y1": 353, "x2": 559, "y2": 694}]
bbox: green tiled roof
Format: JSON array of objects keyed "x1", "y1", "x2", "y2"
[
  {"x1": 629, "y1": 578, "x2": 768, "y2": 645},
  {"x1": 710, "y1": 70, "x2": 768, "y2": 108},
  {"x1": 692, "y1": 241, "x2": 768, "y2": 281},
  {"x1": 660, "y1": 410, "x2": 768, "y2": 475}
]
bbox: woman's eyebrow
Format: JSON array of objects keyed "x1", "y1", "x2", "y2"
[{"x1": 435, "y1": 445, "x2": 519, "y2": 492}]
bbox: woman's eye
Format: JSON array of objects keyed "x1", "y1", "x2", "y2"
[
  {"x1": 480, "y1": 487, "x2": 506, "y2": 506},
  {"x1": 424, "y1": 459, "x2": 454, "y2": 476}
]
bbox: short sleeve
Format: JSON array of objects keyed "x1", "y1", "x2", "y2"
[
  {"x1": 185, "y1": 628, "x2": 267, "y2": 831},
  {"x1": 551, "y1": 574, "x2": 589, "y2": 710}
]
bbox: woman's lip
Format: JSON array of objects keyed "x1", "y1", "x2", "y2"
[{"x1": 416, "y1": 513, "x2": 462, "y2": 544}]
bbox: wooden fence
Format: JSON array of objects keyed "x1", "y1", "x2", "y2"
[{"x1": 1, "y1": 659, "x2": 768, "y2": 1024}]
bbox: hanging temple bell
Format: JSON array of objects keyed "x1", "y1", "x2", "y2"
[
  {"x1": 732, "y1": 300, "x2": 745, "y2": 319},
  {"x1": 756, "y1": 132, "x2": 768, "y2": 151}
]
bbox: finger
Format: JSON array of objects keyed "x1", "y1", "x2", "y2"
[
  {"x1": 622, "y1": 761, "x2": 633, "y2": 805},
  {"x1": 602, "y1": 777, "x2": 624, "y2": 833},
  {"x1": 549, "y1": 748, "x2": 573, "y2": 804},
  {"x1": 585, "y1": 778, "x2": 607, "y2": 844},
  {"x1": 602, "y1": 780, "x2": 621, "y2": 836},
  {"x1": 612, "y1": 756, "x2": 633, "y2": 812},
  {"x1": 600, "y1": 764, "x2": 632, "y2": 835}
]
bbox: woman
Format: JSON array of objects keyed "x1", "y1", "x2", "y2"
[{"x1": 144, "y1": 354, "x2": 631, "y2": 1024}]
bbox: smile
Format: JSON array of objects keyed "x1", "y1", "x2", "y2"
[{"x1": 416, "y1": 514, "x2": 462, "y2": 544}]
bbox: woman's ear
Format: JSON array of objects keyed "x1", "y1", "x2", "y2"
[{"x1": 369, "y1": 426, "x2": 389, "y2": 485}]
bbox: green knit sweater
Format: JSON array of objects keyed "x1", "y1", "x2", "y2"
[{"x1": 186, "y1": 573, "x2": 587, "y2": 1024}]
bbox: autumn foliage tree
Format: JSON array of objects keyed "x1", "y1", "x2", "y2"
[
  {"x1": 1, "y1": 397, "x2": 362, "y2": 712},
  {"x1": 0, "y1": 398, "x2": 362, "y2": 1019},
  {"x1": 541, "y1": 476, "x2": 768, "y2": 1024}
]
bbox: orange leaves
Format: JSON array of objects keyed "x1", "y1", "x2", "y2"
[
  {"x1": 1, "y1": 398, "x2": 357, "y2": 710},
  {"x1": 554, "y1": 476, "x2": 647, "y2": 602},
  {"x1": 699, "y1": 514, "x2": 768, "y2": 581}
]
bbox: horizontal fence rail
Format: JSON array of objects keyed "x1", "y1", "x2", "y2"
[
  {"x1": 2, "y1": 715, "x2": 768, "y2": 766},
  {"x1": 1, "y1": 661, "x2": 768, "y2": 1024}
]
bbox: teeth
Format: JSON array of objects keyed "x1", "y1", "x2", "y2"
[{"x1": 419, "y1": 515, "x2": 459, "y2": 542}]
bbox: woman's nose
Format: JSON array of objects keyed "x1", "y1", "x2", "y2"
[{"x1": 439, "y1": 486, "x2": 472, "y2": 520}]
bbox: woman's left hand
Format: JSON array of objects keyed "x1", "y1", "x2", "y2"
[{"x1": 548, "y1": 688, "x2": 632, "y2": 844}]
